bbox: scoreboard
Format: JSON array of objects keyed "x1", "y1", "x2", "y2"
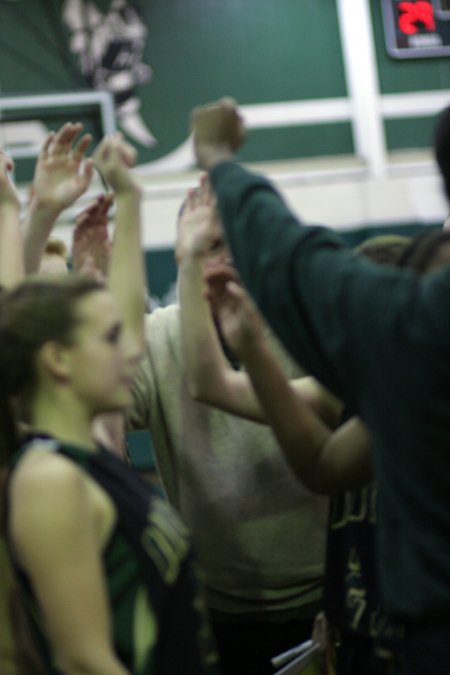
[{"x1": 382, "y1": 0, "x2": 450, "y2": 57}]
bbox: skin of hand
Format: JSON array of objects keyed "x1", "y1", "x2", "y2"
[
  {"x1": 72, "y1": 193, "x2": 114, "y2": 279},
  {"x1": 206, "y1": 271, "x2": 373, "y2": 493},
  {"x1": 0, "y1": 152, "x2": 25, "y2": 287},
  {"x1": 190, "y1": 97, "x2": 247, "y2": 169},
  {"x1": 92, "y1": 133, "x2": 139, "y2": 195},
  {"x1": 175, "y1": 175, "x2": 226, "y2": 264},
  {"x1": 204, "y1": 268, "x2": 260, "y2": 355},
  {"x1": 0, "y1": 152, "x2": 21, "y2": 212},
  {"x1": 31, "y1": 122, "x2": 94, "y2": 215},
  {"x1": 100, "y1": 131, "x2": 146, "y2": 362},
  {"x1": 23, "y1": 122, "x2": 95, "y2": 275}
]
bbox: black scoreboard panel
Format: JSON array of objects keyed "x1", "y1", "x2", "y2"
[
  {"x1": 435, "y1": 0, "x2": 450, "y2": 17},
  {"x1": 382, "y1": 0, "x2": 450, "y2": 57}
]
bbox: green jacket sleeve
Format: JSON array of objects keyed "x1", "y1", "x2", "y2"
[{"x1": 210, "y1": 161, "x2": 450, "y2": 410}]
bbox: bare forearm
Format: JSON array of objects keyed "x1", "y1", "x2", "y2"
[
  {"x1": 239, "y1": 336, "x2": 334, "y2": 491},
  {"x1": 178, "y1": 254, "x2": 265, "y2": 422},
  {"x1": 241, "y1": 338, "x2": 372, "y2": 492},
  {"x1": 179, "y1": 254, "x2": 229, "y2": 397},
  {"x1": 0, "y1": 206, "x2": 24, "y2": 287},
  {"x1": 22, "y1": 201, "x2": 61, "y2": 274},
  {"x1": 108, "y1": 189, "x2": 145, "y2": 354}
]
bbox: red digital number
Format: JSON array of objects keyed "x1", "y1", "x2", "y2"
[{"x1": 398, "y1": 1, "x2": 436, "y2": 34}]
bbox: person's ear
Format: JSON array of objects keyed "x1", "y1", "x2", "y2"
[{"x1": 38, "y1": 341, "x2": 72, "y2": 382}]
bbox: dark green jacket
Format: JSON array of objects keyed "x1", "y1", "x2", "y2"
[{"x1": 211, "y1": 161, "x2": 450, "y2": 625}]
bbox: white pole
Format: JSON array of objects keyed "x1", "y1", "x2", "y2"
[{"x1": 336, "y1": 0, "x2": 387, "y2": 176}]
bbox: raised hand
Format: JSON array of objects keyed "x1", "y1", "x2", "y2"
[
  {"x1": 32, "y1": 122, "x2": 94, "y2": 214},
  {"x1": 190, "y1": 97, "x2": 246, "y2": 169},
  {"x1": 204, "y1": 268, "x2": 265, "y2": 356},
  {"x1": 175, "y1": 175, "x2": 224, "y2": 262},
  {"x1": 93, "y1": 133, "x2": 138, "y2": 195},
  {"x1": 0, "y1": 152, "x2": 20, "y2": 213},
  {"x1": 72, "y1": 193, "x2": 114, "y2": 280},
  {"x1": 0, "y1": 151, "x2": 24, "y2": 287}
]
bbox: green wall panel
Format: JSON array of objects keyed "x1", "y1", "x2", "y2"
[
  {"x1": 239, "y1": 123, "x2": 354, "y2": 162},
  {"x1": 0, "y1": 0, "x2": 348, "y2": 166},
  {"x1": 1, "y1": 1, "x2": 449, "y2": 168},
  {"x1": 384, "y1": 116, "x2": 437, "y2": 150}
]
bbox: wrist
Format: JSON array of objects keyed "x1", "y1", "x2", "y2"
[
  {"x1": 238, "y1": 330, "x2": 266, "y2": 359},
  {"x1": 29, "y1": 196, "x2": 62, "y2": 220},
  {"x1": 177, "y1": 249, "x2": 205, "y2": 270},
  {"x1": 112, "y1": 182, "x2": 142, "y2": 200},
  {"x1": 195, "y1": 144, "x2": 235, "y2": 170}
]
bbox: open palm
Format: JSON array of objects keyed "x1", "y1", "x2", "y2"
[{"x1": 33, "y1": 122, "x2": 94, "y2": 212}]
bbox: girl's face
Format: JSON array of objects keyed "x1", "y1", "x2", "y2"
[{"x1": 65, "y1": 290, "x2": 133, "y2": 414}]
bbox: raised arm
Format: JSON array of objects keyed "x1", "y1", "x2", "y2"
[
  {"x1": 93, "y1": 134, "x2": 145, "y2": 362},
  {"x1": 0, "y1": 153, "x2": 23, "y2": 289},
  {"x1": 71, "y1": 193, "x2": 128, "y2": 460},
  {"x1": 178, "y1": 177, "x2": 341, "y2": 426},
  {"x1": 177, "y1": 178, "x2": 267, "y2": 422},
  {"x1": 209, "y1": 278, "x2": 372, "y2": 494},
  {"x1": 190, "y1": 99, "x2": 424, "y2": 407},
  {"x1": 72, "y1": 193, "x2": 114, "y2": 281},
  {"x1": 23, "y1": 122, "x2": 94, "y2": 274}
]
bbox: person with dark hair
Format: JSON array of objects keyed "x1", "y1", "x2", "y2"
[
  {"x1": 1, "y1": 137, "x2": 219, "y2": 674},
  {"x1": 203, "y1": 229, "x2": 450, "y2": 675},
  {"x1": 190, "y1": 98, "x2": 450, "y2": 674}
]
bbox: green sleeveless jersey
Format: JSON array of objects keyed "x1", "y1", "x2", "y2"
[{"x1": 8, "y1": 437, "x2": 220, "y2": 674}]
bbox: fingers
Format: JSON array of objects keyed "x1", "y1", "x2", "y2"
[
  {"x1": 92, "y1": 133, "x2": 138, "y2": 193},
  {"x1": 185, "y1": 188, "x2": 200, "y2": 212},
  {"x1": 94, "y1": 133, "x2": 136, "y2": 166},
  {"x1": 94, "y1": 192, "x2": 114, "y2": 217},
  {"x1": 42, "y1": 122, "x2": 92, "y2": 163},
  {"x1": 102, "y1": 192, "x2": 114, "y2": 211},
  {"x1": 221, "y1": 96, "x2": 239, "y2": 108},
  {"x1": 204, "y1": 262, "x2": 238, "y2": 285},
  {"x1": 75, "y1": 193, "x2": 113, "y2": 228},
  {"x1": 190, "y1": 97, "x2": 246, "y2": 157},
  {"x1": 72, "y1": 133, "x2": 93, "y2": 162},
  {"x1": 191, "y1": 97, "x2": 238, "y2": 124},
  {"x1": 198, "y1": 173, "x2": 215, "y2": 206},
  {"x1": 0, "y1": 151, "x2": 14, "y2": 173},
  {"x1": 40, "y1": 132, "x2": 55, "y2": 160},
  {"x1": 50, "y1": 122, "x2": 83, "y2": 156},
  {"x1": 116, "y1": 133, "x2": 137, "y2": 167},
  {"x1": 183, "y1": 179, "x2": 215, "y2": 215}
]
